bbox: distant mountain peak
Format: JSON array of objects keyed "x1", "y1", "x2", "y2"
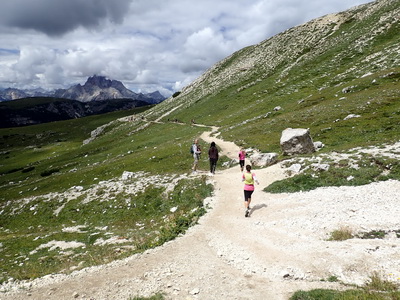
[
  {"x1": 85, "y1": 75, "x2": 114, "y2": 89},
  {"x1": 0, "y1": 75, "x2": 166, "y2": 104}
]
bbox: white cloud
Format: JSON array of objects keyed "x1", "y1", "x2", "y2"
[
  {"x1": 0, "y1": 0, "x2": 373, "y2": 96},
  {"x1": 180, "y1": 27, "x2": 230, "y2": 73}
]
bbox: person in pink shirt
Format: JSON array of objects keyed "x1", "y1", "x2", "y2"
[
  {"x1": 242, "y1": 165, "x2": 259, "y2": 217},
  {"x1": 238, "y1": 147, "x2": 246, "y2": 172}
]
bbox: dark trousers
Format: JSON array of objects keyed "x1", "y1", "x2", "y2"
[{"x1": 209, "y1": 158, "x2": 217, "y2": 174}]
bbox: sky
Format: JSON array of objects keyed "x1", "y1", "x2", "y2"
[{"x1": 0, "y1": 0, "x2": 373, "y2": 97}]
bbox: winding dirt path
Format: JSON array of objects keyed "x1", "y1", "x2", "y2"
[{"x1": 3, "y1": 128, "x2": 400, "y2": 300}]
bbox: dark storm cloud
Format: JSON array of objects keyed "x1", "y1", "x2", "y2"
[{"x1": 0, "y1": 0, "x2": 132, "y2": 36}]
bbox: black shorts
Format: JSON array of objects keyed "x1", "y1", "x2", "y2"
[
  {"x1": 239, "y1": 160, "x2": 245, "y2": 167},
  {"x1": 244, "y1": 190, "x2": 254, "y2": 201}
]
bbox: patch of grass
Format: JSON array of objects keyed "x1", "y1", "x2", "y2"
[
  {"x1": 264, "y1": 154, "x2": 400, "y2": 193},
  {"x1": 357, "y1": 230, "x2": 387, "y2": 240},
  {"x1": 291, "y1": 272, "x2": 400, "y2": 300},
  {"x1": 326, "y1": 228, "x2": 400, "y2": 242},
  {"x1": 328, "y1": 227, "x2": 353, "y2": 241},
  {"x1": 129, "y1": 293, "x2": 164, "y2": 300},
  {"x1": 290, "y1": 288, "x2": 399, "y2": 299},
  {"x1": 365, "y1": 272, "x2": 399, "y2": 292},
  {"x1": 327, "y1": 275, "x2": 339, "y2": 282}
]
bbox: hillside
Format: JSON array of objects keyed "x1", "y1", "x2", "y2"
[
  {"x1": 0, "y1": 0, "x2": 400, "y2": 299},
  {"x1": 147, "y1": 0, "x2": 399, "y2": 153}
]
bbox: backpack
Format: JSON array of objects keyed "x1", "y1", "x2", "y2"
[{"x1": 190, "y1": 144, "x2": 195, "y2": 154}]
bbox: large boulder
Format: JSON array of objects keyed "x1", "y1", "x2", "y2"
[
  {"x1": 249, "y1": 152, "x2": 278, "y2": 167},
  {"x1": 280, "y1": 128, "x2": 315, "y2": 155}
]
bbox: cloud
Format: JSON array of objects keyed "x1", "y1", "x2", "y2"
[
  {"x1": 180, "y1": 27, "x2": 230, "y2": 73},
  {"x1": 0, "y1": 0, "x2": 373, "y2": 95},
  {"x1": 0, "y1": 0, "x2": 132, "y2": 36}
]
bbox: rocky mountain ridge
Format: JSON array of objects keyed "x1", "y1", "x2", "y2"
[{"x1": 0, "y1": 75, "x2": 165, "y2": 104}]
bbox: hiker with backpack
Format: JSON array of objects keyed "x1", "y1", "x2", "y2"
[
  {"x1": 208, "y1": 141, "x2": 219, "y2": 175},
  {"x1": 191, "y1": 139, "x2": 201, "y2": 173},
  {"x1": 242, "y1": 164, "x2": 259, "y2": 217}
]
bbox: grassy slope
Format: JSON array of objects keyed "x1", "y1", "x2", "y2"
[
  {"x1": 0, "y1": 107, "x2": 216, "y2": 281},
  {"x1": 155, "y1": 1, "x2": 400, "y2": 153}
]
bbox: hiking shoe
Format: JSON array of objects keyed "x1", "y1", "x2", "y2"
[{"x1": 245, "y1": 209, "x2": 249, "y2": 217}]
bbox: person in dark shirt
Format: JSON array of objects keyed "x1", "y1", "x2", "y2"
[{"x1": 208, "y1": 141, "x2": 219, "y2": 175}]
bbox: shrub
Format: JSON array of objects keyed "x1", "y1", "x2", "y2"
[
  {"x1": 172, "y1": 91, "x2": 181, "y2": 98},
  {"x1": 40, "y1": 168, "x2": 60, "y2": 177},
  {"x1": 22, "y1": 166, "x2": 35, "y2": 173},
  {"x1": 328, "y1": 227, "x2": 353, "y2": 241},
  {"x1": 365, "y1": 271, "x2": 399, "y2": 292}
]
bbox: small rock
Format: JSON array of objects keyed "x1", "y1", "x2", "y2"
[
  {"x1": 311, "y1": 163, "x2": 330, "y2": 171},
  {"x1": 343, "y1": 114, "x2": 361, "y2": 121},
  {"x1": 287, "y1": 163, "x2": 302, "y2": 174},
  {"x1": 190, "y1": 288, "x2": 200, "y2": 295}
]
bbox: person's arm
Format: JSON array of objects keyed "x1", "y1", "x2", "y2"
[{"x1": 253, "y1": 173, "x2": 259, "y2": 185}]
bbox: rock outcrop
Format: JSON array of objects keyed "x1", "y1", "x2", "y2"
[
  {"x1": 280, "y1": 128, "x2": 316, "y2": 155},
  {"x1": 249, "y1": 152, "x2": 278, "y2": 167}
]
